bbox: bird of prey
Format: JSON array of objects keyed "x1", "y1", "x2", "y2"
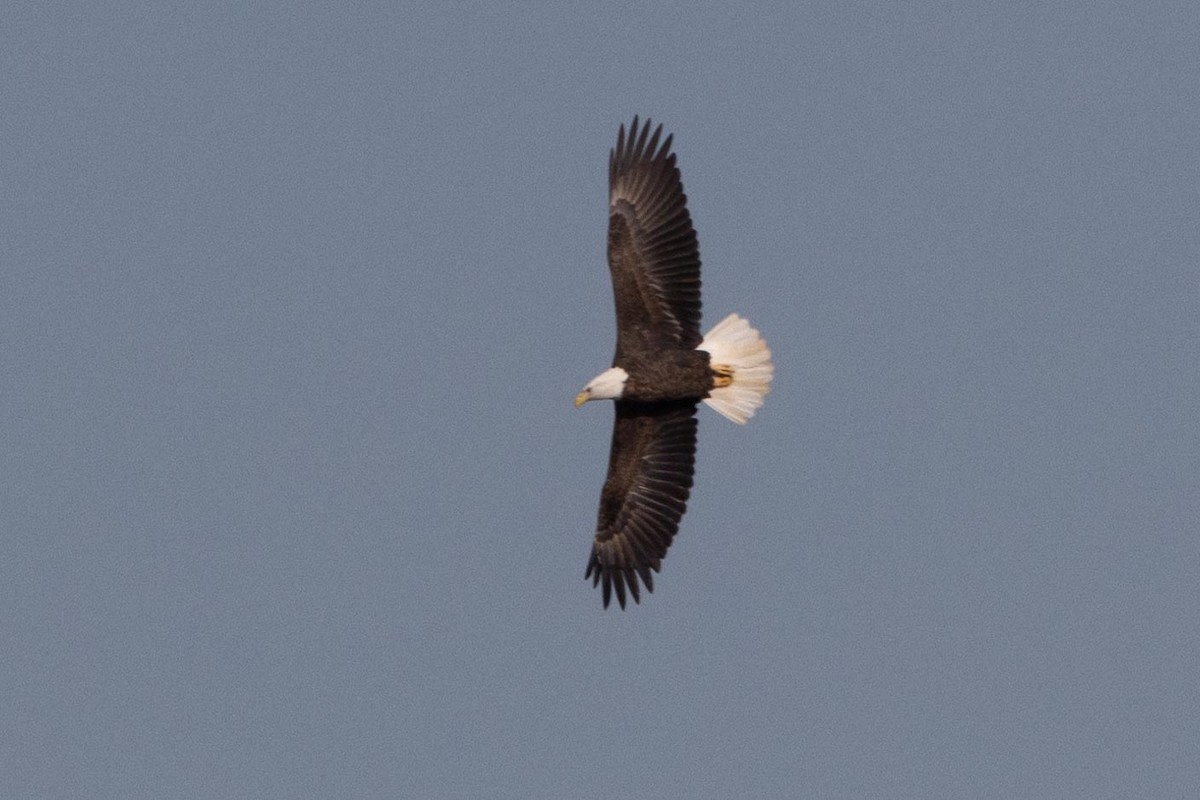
[{"x1": 574, "y1": 116, "x2": 773, "y2": 609}]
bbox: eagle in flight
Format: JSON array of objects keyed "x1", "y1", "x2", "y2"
[{"x1": 575, "y1": 117, "x2": 774, "y2": 609}]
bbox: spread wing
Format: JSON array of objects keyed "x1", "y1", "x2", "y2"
[
  {"x1": 585, "y1": 400, "x2": 698, "y2": 609},
  {"x1": 607, "y1": 116, "x2": 702, "y2": 357}
]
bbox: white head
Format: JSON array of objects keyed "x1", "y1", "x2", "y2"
[{"x1": 574, "y1": 366, "x2": 629, "y2": 407}]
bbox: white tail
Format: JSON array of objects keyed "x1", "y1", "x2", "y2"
[{"x1": 697, "y1": 313, "x2": 774, "y2": 424}]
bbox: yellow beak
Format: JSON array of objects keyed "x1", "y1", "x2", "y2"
[{"x1": 574, "y1": 390, "x2": 590, "y2": 408}]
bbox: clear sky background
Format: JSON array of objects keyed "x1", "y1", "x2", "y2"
[{"x1": 3, "y1": 3, "x2": 1198, "y2": 798}]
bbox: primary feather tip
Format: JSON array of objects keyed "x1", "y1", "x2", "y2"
[{"x1": 698, "y1": 313, "x2": 774, "y2": 424}]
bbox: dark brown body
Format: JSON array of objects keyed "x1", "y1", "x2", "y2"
[{"x1": 619, "y1": 348, "x2": 714, "y2": 402}]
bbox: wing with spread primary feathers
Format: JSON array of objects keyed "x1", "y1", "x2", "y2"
[
  {"x1": 607, "y1": 116, "x2": 702, "y2": 356},
  {"x1": 585, "y1": 399, "x2": 698, "y2": 609}
]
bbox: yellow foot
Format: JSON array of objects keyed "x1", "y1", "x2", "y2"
[{"x1": 712, "y1": 365, "x2": 734, "y2": 388}]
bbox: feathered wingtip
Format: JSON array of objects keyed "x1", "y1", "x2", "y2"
[
  {"x1": 585, "y1": 548, "x2": 655, "y2": 610},
  {"x1": 698, "y1": 313, "x2": 774, "y2": 424}
]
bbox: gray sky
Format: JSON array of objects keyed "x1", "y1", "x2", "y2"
[{"x1": 4, "y1": 3, "x2": 1198, "y2": 798}]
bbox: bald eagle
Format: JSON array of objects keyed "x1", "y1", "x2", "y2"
[{"x1": 575, "y1": 117, "x2": 773, "y2": 609}]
